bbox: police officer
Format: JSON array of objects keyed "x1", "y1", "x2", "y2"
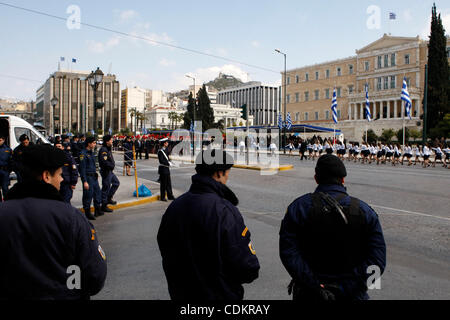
[
  {"x1": 71, "y1": 134, "x2": 82, "y2": 165},
  {"x1": 12, "y1": 134, "x2": 33, "y2": 183},
  {"x1": 279, "y1": 154, "x2": 386, "y2": 300},
  {"x1": 157, "y1": 149, "x2": 260, "y2": 300},
  {"x1": 55, "y1": 141, "x2": 78, "y2": 204},
  {"x1": 0, "y1": 135, "x2": 12, "y2": 199},
  {"x1": 158, "y1": 138, "x2": 175, "y2": 202},
  {"x1": 0, "y1": 144, "x2": 107, "y2": 299},
  {"x1": 79, "y1": 137, "x2": 103, "y2": 220},
  {"x1": 123, "y1": 136, "x2": 133, "y2": 176},
  {"x1": 98, "y1": 135, "x2": 120, "y2": 213}
]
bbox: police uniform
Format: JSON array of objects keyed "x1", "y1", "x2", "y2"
[
  {"x1": 60, "y1": 149, "x2": 79, "y2": 204},
  {"x1": 157, "y1": 170, "x2": 260, "y2": 300},
  {"x1": 79, "y1": 148, "x2": 102, "y2": 217},
  {"x1": 12, "y1": 139, "x2": 32, "y2": 183},
  {"x1": 158, "y1": 143, "x2": 174, "y2": 201},
  {"x1": 0, "y1": 143, "x2": 12, "y2": 197},
  {"x1": 71, "y1": 138, "x2": 82, "y2": 165},
  {"x1": 279, "y1": 155, "x2": 386, "y2": 301},
  {"x1": 98, "y1": 144, "x2": 120, "y2": 208}
]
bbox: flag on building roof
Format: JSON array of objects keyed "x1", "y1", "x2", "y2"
[
  {"x1": 401, "y1": 77, "x2": 412, "y2": 119},
  {"x1": 365, "y1": 84, "x2": 372, "y2": 122},
  {"x1": 278, "y1": 113, "x2": 284, "y2": 130},
  {"x1": 331, "y1": 88, "x2": 338, "y2": 124},
  {"x1": 72, "y1": 58, "x2": 77, "y2": 63},
  {"x1": 389, "y1": 12, "x2": 396, "y2": 20}
]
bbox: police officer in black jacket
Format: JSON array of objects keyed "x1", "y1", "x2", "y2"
[
  {"x1": 157, "y1": 149, "x2": 260, "y2": 301},
  {"x1": 54, "y1": 141, "x2": 78, "y2": 204},
  {"x1": 0, "y1": 135, "x2": 12, "y2": 199},
  {"x1": 0, "y1": 144, "x2": 107, "y2": 299},
  {"x1": 70, "y1": 135, "x2": 82, "y2": 165},
  {"x1": 98, "y1": 135, "x2": 120, "y2": 212},
  {"x1": 12, "y1": 134, "x2": 33, "y2": 183},
  {"x1": 279, "y1": 154, "x2": 386, "y2": 301}
]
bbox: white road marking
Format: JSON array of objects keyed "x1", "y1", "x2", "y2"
[{"x1": 369, "y1": 205, "x2": 450, "y2": 222}]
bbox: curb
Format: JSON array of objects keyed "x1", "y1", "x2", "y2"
[{"x1": 80, "y1": 194, "x2": 160, "y2": 213}]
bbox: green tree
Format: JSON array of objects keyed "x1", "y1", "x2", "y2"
[
  {"x1": 380, "y1": 128, "x2": 395, "y2": 144},
  {"x1": 183, "y1": 92, "x2": 196, "y2": 130},
  {"x1": 128, "y1": 108, "x2": 137, "y2": 132},
  {"x1": 363, "y1": 129, "x2": 378, "y2": 144},
  {"x1": 425, "y1": 3, "x2": 450, "y2": 134},
  {"x1": 197, "y1": 84, "x2": 215, "y2": 131},
  {"x1": 395, "y1": 127, "x2": 410, "y2": 143},
  {"x1": 429, "y1": 113, "x2": 450, "y2": 139},
  {"x1": 409, "y1": 128, "x2": 422, "y2": 142}
]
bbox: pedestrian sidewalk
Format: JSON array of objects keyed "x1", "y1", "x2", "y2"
[{"x1": 71, "y1": 171, "x2": 160, "y2": 212}]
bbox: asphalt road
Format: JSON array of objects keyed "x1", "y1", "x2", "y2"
[{"x1": 93, "y1": 154, "x2": 450, "y2": 300}]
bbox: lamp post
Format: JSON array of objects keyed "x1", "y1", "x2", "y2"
[
  {"x1": 50, "y1": 96, "x2": 59, "y2": 136},
  {"x1": 185, "y1": 74, "x2": 196, "y2": 155},
  {"x1": 88, "y1": 67, "x2": 104, "y2": 136},
  {"x1": 275, "y1": 49, "x2": 287, "y2": 154}
]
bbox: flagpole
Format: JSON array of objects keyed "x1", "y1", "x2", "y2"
[{"x1": 402, "y1": 99, "x2": 405, "y2": 149}]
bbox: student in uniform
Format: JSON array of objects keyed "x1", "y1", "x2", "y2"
[
  {"x1": 307, "y1": 142, "x2": 313, "y2": 160},
  {"x1": 353, "y1": 143, "x2": 360, "y2": 163},
  {"x1": 442, "y1": 144, "x2": 450, "y2": 168},
  {"x1": 392, "y1": 144, "x2": 401, "y2": 166},
  {"x1": 413, "y1": 144, "x2": 422, "y2": 166},
  {"x1": 385, "y1": 145, "x2": 393, "y2": 164},
  {"x1": 422, "y1": 143, "x2": 431, "y2": 168},
  {"x1": 360, "y1": 143, "x2": 369, "y2": 164},
  {"x1": 431, "y1": 144, "x2": 443, "y2": 168},
  {"x1": 403, "y1": 144, "x2": 413, "y2": 166}
]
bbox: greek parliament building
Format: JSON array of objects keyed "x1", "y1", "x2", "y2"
[
  {"x1": 216, "y1": 82, "x2": 280, "y2": 126},
  {"x1": 36, "y1": 70, "x2": 120, "y2": 135},
  {"x1": 284, "y1": 34, "x2": 450, "y2": 141}
]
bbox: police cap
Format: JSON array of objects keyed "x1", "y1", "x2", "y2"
[
  {"x1": 19, "y1": 134, "x2": 29, "y2": 142},
  {"x1": 315, "y1": 154, "x2": 347, "y2": 185},
  {"x1": 195, "y1": 149, "x2": 234, "y2": 176},
  {"x1": 21, "y1": 144, "x2": 67, "y2": 180}
]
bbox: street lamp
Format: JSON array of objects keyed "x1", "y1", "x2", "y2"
[
  {"x1": 88, "y1": 67, "x2": 104, "y2": 136},
  {"x1": 185, "y1": 74, "x2": 196, "y2": 154},
  {"x1": 50, "y1": 96, "x2": 59, "y2": 136},
  {"x1": 275, "y1": 49, "x2": 287, "y2": 154}
]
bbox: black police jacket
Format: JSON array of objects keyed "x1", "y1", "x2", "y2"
[
  {"x1": 98, "y1": 145, "x2": 115, "y2": 174},
  {"x1": 0, "y1": 180, "x2": 107, "y2": 299},
  {"x1": 157, "y1": 174, "x2": 260, "y2": 301},
  {"x1": 62, "y1": 150, "x2": 79, "y2": 186}
]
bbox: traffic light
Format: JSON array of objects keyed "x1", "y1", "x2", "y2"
[{"x1": 240, "y1": 104, "x2": 248, "y2": 120}]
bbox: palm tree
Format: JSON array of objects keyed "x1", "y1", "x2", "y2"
[
  {"x1": 176, "y1": 114, "x2": 184, "y2": 129},
  {"x1": 128, "y1": 108, "x2": 137, "y2": 133},
  {"x1": 136, "y1": 111, "x2": 147, "y2": 132}
]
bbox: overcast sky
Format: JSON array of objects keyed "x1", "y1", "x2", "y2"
[{"x1": 0, "y1": 0, "x2": 448, "y2": 101}]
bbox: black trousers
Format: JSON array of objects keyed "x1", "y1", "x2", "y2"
[{"x1": 160, "y1": 173, "x2": 174, "y2": 200}]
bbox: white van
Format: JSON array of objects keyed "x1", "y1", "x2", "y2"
[{"x1": 0, "y1": 115, "x2": 50, "y2": 149}]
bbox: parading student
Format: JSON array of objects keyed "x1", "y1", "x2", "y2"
[
  {"x1": 413, "y1": 144, "x2": 422, "y2": 166},
  {"x1": 443, "y1": 145, "x2": 450, "y2": 168},
  {"x1": 370, "y1": 143, "x2": 378, "y2": 163},
  {"x1": 353, "y1": 143, "x2": 360, "y2": 163},
  {"x1": 392, "y1": 144, "x2": 401, "y2": 166},
  {"x1": 422, "y1": 143, "x2": 432, "y2": 168},
  {"x1": 360, "y1": 143, "x2": 370, "y2": 164},
  {"x1": 376, "y1": 143, "x2": 384, "y2": 165},
  {"x1": 385, "y1": 145, "x2": 393, "y2": 163},
  {"x1": 431, "y1": 144, "x2": 443, "y2": 168},
  {"x1": 403, "y1": 144, "x2": 413, "y2": 166}
]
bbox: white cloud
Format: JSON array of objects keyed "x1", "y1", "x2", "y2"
[
  {"x1": 119, "y1": 10, "x2": 138, "y2": 22},
  {"x1": 87, "y1": 36, "x2": 121, "y2": 53},
  {"x1": 159, "y1": 58, "x2": 176, "y2": 67},
  {"x1": 420, "y1": 10, "x2": 450, "y2": 39}
]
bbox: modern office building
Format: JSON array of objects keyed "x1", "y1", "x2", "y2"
[
  {"x1": 217, "y1": 82, "x2": 280, "y2": 126},
  {"x1": 37, "y1": 69, "x2": 120, "y2": 135}
]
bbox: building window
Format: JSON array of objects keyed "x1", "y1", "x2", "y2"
[
  {"x1": 295, "y1": 75, "x2": 299, "y2": 83},
  {"x1": 304, "y1": 112, "x2": 309, "y2": 121},
  {"x1": 390, "y1": 76, "x2": 396, "y2": 89},
  {"x1": 391, "y1": 53, "x2": 396, "y2": 66},
  {"x1": 295, "y1": 112, "x2": 300, "y2": 122},
  {"x1": 384, "y1": 55, "x2": 389, "y2": 68},
  {"x1": 315, "y1": 71, "x2": 319, "y2": 80},
  {"x1": 326, "y1": 69, "x2": 330, "y2": 78},
  {"x1": 295, "y1": 92, "x2": 299, "y2": 103},
  {"x1": 305, "y1": 73, "x2": 309, "y2": 81},
  {"x1": 287, "y1": 94, "x2": 290, "y2": 103},
  {"x1": 325, "y1": 88, "x2": 330, "y2": 99},
  {"x1": 337, "y1": 67, "x2": 342, "y2": 76},
  {"x1": 405, "y1": 54, "x2": 410, "y2": 64},
  {"x1": 315, "y1": 111, "x2": 319, "y2": 120},
  {"x1": 305, "y1": 91, "x2": 309, "y2": 101},
  {"x1": 287, "y1": 77, "x2": 290, "y2": 85},
  {"x1": 162, "y1": 117, "x2": 165, "y2": 123},
  {"x1": 337, "y1": 109, "x2": 341, "y2": 119},
  {"x1": 325, "y1": 110, "x2": 330, "y2": 120},
  {"x1": 349, "y1": 64, "x2": 354, "y2": 75},
  {"x1": 384, "y1": 77, "x2": 389, "y2": 90},
  {"x1": 314, "y1": 90, "x2": 319, "y2": 100},
  {"x1": 348, "y1": 85, "x2": 354, "y2": 94},
  {"x1": 377, "y1": 77, "x2": 382, "y2": 90},
  {"x1": 365, "y1": 61, "x2": 370, "y2": 71},
  {"x1": 337, "y1": 87, "x2": 341, "y2": 97},
  {"x1": 377, "y1": 56, "x2": 382, "y2": 69}
]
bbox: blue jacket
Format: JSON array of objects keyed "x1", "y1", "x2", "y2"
[
  {"x1": 0, "y1": 144, "x2": 12, "y2": 170},
  {"x1": 0, "y1": 180, "x2": 107, "y2": 299},
  {"x1": 62, "y1": 150, "x2": 79, "y2": 186},
  {"x1": 79, "y1": 149, "x2": 97, "y2": 183},
  {"x1": 157, "y1": 174, "x2": 260, "y2": 301},
  {"x1": 98, "y1": 145, "x2": 115, "y2": 174},
  {"x1": 279, "y1": 184, "x2": 386, "y2": 300}
]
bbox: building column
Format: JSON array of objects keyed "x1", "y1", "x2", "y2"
[
  {"x1": 359, "y1": 103, "x2": 363, "y2": 120},
  {"x1": 394, "y1": 100, "x2": 398, "y2": 118},
  {"x1": 68, "y1": 80, "x2": 72, "y2": 133},
  {"x1": 348, "y1": 103, "x2": 352, "y2": 120},
  {"x1": 59, "y1": 78, "x2": 63, "y2": 135},
  {"x1": 77, "y1": 79, "x2": 81, "y2": 132},
  {"x1": 416, "y1": 99, "x2": 420, "y2": 118}
]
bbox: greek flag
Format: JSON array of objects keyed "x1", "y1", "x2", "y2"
[
  {"x1": 190, "y1": 121, "x2": 194, "y2": 132},
  {"x1": 286, "y1": 112, "x2": 292, "y2": 130},
  {"x1": 365, "y1": 84, "x2": 372, "y2": 122},
  {"x1": 72, "y1": 58, "x2": 77, "y2": 63},
  {"x1": 331, "y1": 88, "x2": 338, "y2": 124},
  {"x1": 401, "y1": 77, "x2": 412, "y2": 119},
  {"x1": 60, "y1": 57, "x2": 65, "y2": 62},
  {"x1": 278, "y1": 113, "x2": 284, "y2": 129},
  {"x1": 389, "y1": 12, "x2": 396, "y2": 20}
]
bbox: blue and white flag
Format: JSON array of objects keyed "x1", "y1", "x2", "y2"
[
  {"x1": 286, "y1": 112, "x2": 292, "y2": 130},
  {"x1": 389, "y1": 12, "x2": 396, "y2": 20},
  {"x1": 278, "y1": 113, "x2": 284, "y2": 130},
  {"x1": 190, "y1": 121, "x2": 194, "y2": 132},
  {"x1": 72, "y1": 58, "x2": 77, "y2": 63},
  {"x1": 60, "y1": 57, "x2": 65, "y2": 62},
  {"x1": 401, "y1": 77, "x2": 412, "y2": 119},
  {"x1": 365, "y1": 84, "x2": 372, "y2": 122},
  {"x1": 331, "y1": 88, "x2": 338, "y2": 124}
]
